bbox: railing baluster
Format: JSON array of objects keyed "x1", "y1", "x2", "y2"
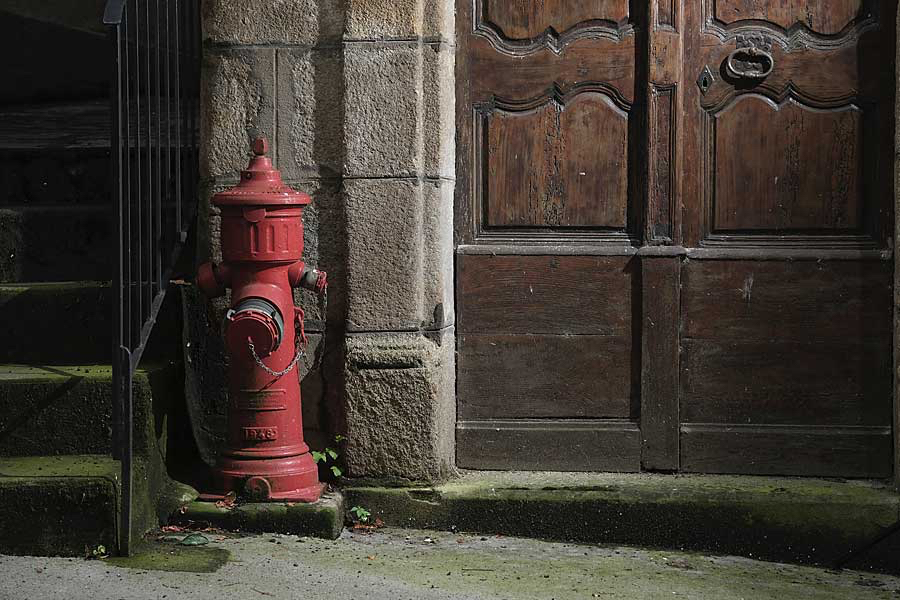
[
  {"x1": 190, "y1": 0, "x2": 199, "y2": 210},
  {"x1": 129, "y1": 1, "x2": 139, "y2": 354},
  {"x1": 173, "y1": 0, "x2": 182, "y2": 236},
  {"x1": 144, "y1": 0, "x2": 152, "y2": 322},
  {"x1": 109, "y1": 2, "x2": 123, "y2": 470},
  {"x1": 164, "y1": 0, "x2": 173, "y2": 263},
  {"x1": 133, "y1": 0, "x2": 142, "y2": 351},
  {"x1": 154, "y1": 0, "x2": 163, "y2": 290},
  {"x1": 180, "y1": 0, "x2": 189, "y2": 234},
  {"x1": 122, "y1": 7, "x2": 131, "y2": 361}
]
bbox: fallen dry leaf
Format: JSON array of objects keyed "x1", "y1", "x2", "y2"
[{"x1": 215, "y1": 491, "x2": 237, "y2": 509}]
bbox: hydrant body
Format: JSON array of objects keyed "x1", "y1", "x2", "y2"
[{"x1": 197, "y1": 138, "x2": 326, "y2": 503}]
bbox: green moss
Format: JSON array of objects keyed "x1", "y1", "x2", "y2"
[
  {"x1": 0, "y1": 454, "x2": 119, "y2": 480},
  {"x1": 106, "y1": 541, "x2": 230, "y2": 573},
  {"x1": 0, "y1": 456, "x2": 119, "y2": 556},
  {"x1": 176, "y1": 493, "x2": 345, "y2": 540},
  {"x1": 343, "y1": 472, "x2": 900, "y2": 571},
  {"x1": 290, "y1": 531, "x2": 890, "y2": 600}
]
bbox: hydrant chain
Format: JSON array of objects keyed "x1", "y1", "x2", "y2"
[{"x1": 248, "y1": 335, "x2": 306, "y2": 378}]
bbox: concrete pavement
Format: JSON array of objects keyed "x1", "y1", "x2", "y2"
[{"x1": 1, "y1": 527, "x2": 899, "y2": 599}]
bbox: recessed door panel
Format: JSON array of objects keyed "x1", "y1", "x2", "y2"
[
  {"x1": 712, "y1": 96, "x2": 863, "y2": 232},
  {"x1": 711, "y1": 0, "x2": 865, "y2": 34},
  {"x1": 481, "y1": 0, "x2": 630, "y2": 39},
  {"x1": 483, "y1": 91, "x2": 629, "y2": 229}
]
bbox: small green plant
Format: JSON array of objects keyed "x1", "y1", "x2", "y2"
[
  {"x1": 86, "y1": 544, "x2": 108, "y2": 560},
  {"x1": 350, "y1": 506, "x2": 371, "y2": 523},
  {"x1": 311, "y1": 435, "x2": 345, "y2": 478}
]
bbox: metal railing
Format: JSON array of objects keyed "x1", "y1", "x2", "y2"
[{"x1": 104, "y1": 0, "x2": 199, "y2": 555}]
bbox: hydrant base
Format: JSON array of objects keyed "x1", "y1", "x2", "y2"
[
  {"x1": 199, "y1": 452, "x2": 324, "y2": 503},
  {"x1": 197, "y1": 483, "x2": 324, "y2": 504}
]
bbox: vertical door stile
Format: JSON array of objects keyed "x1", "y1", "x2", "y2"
[{"x1": 639, "y1": 0, "x2": 684, "y2": 471}]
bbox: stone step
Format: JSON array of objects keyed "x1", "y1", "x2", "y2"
[
  {"x1": 0, "y1": 1, "x2": 107, "y2": 38},
  {"x1": 0, "y1": 282, "x2": 112, "y2": 363},
  {"x1": 0, "y1": 205, "x2": 113, "y2": 282},
  {"x1": 0, "y1": 454, "x2": 197, "y2": 557},
  {"x1": 176, "y1": 493, "x2": 344, "y2": 540},
  {"x1": 0, "y1": 102, "x2": 109, "y2": 152},
  {"x1": 0, "y1": 363, "x2": 176, "y2": 458},
  {"x1": 0, "y1": 148, "x2": 110, "y2": 206},
  {"x1": 0, "y1": 281, "x2": 182, "y2": 364},
  {"x1": 0, "y1": 455, "x2": 119, "y2": 556}
]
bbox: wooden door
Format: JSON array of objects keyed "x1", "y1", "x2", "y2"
[
  {"x1": 455, "y1": 1, "x2": 895, "y2": 477},
  {"x1": 678, "y1": 0, "x2": 895, "y2": 477}
]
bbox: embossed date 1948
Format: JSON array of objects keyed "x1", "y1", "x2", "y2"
[{"x1": 243, "y1": 426, "x2": 278, "y2": 441}]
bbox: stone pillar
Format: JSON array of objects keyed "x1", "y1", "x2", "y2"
[
  {"x1": 341, "y1": 0, "x2": 456, "y2": 481},
  {"x1": 198, "y1": 0, "x2": 455, "y2": 482}
]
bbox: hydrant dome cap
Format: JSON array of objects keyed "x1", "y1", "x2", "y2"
[{"x1": 212, "y1": 137, "x2": 311, "y2": 207}]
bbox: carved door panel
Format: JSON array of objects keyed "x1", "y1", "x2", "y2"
[
  {"x1": 455, "y1": 0, "x2": 646, "y2": 470},
  {"x1": 679, "y1": 0, "x2": 896, "y2": 476}
]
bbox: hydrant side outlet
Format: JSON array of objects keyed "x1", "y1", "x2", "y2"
[{"x1": 196, "y1": 137, "x2": 327, "y2": 503}]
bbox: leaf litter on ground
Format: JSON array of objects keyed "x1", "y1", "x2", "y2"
[
  {"x1": 215, "y1": 491, "x2": 237, "y2": 509},
  {"x1": 351, "y1": 517, "x2": 385, "y2": 533}
]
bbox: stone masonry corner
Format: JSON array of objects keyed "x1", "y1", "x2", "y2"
[{"x1": 198, "y1": 0, "x2": 456, "y2": 482}]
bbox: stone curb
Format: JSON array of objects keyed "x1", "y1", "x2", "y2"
[{"x1": 342, "y1": 471, "x2": 900, "y2": 573}]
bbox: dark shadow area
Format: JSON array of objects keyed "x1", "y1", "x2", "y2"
[{"x1": 0, "y1": 11, "x2": 108, "y2": 105}]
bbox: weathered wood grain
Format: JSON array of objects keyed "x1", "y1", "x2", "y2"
[
  {"x1": 710, "y1": 0, "x2": 864, "y2": 34},
  {"x1": 457, "y1": 254, "x2": 635, "y2": 335},
  {"x1": 680, "y1": 423, "x2": 892, "y2": 477},
  {"x1": 640, "y1": 257, "x2": 681, "y2": 470},
  {"x1": 713, "y1": 97, "x2": 863, "y2": 232},
  {"x1": 458, "y1": 333, "x2": 633, "y2": 420},
  {"x1": 482, "y1": 0, "x2": 630, "y2": 39},
  {"x1": 682, "y1": 260, "x2": 892, "y2": 341},
  {"x1": 648, "y1": 85, "x2": 676, "y2": 241},
  {"x1": 680, "y1": 339, "x2": 892, "y2": 425},
  {"x1": 457, "y1": 419, "x2": 641, "y2": 471},
  {"x1": 484, "y1": 93, "x2": 629, "y2": 229}
]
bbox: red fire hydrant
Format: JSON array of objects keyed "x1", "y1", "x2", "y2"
[{"x1": 196, "y1": 137, "x2": 326, "y2": 503}]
